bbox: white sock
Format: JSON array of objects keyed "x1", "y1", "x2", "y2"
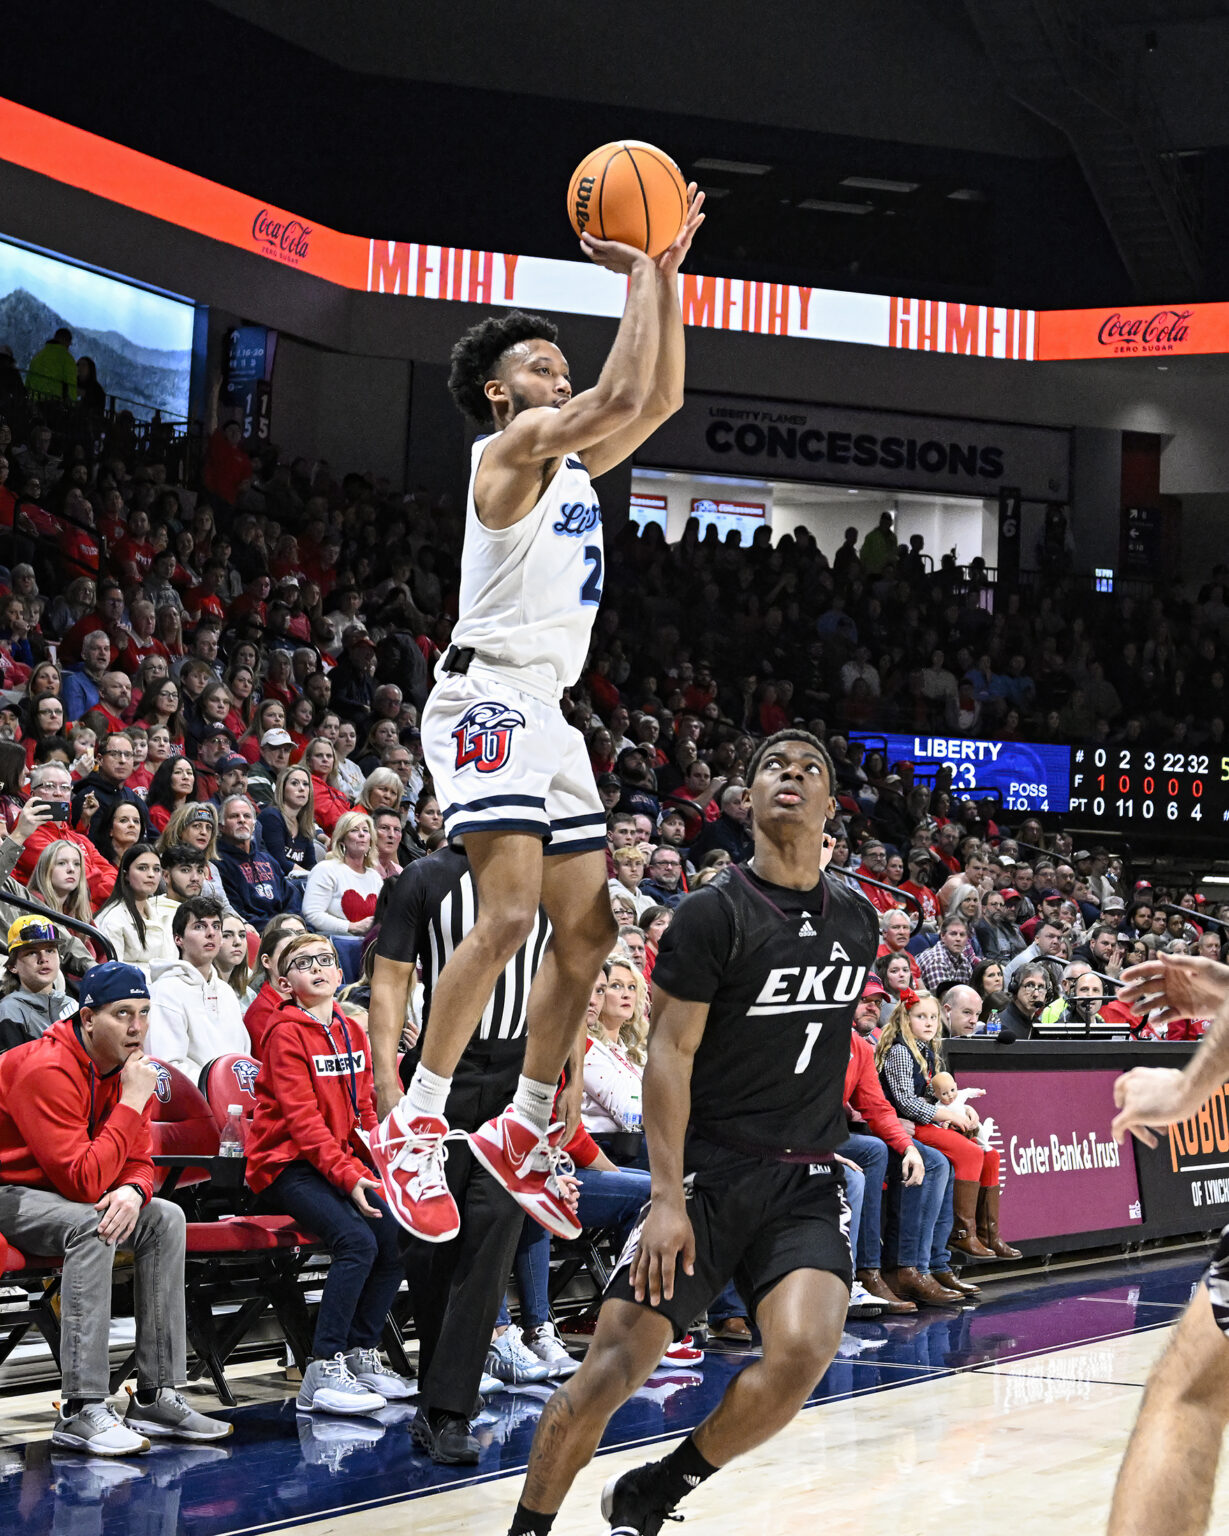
[
  {"x1": 404, "y1": 1064, "x2": 452, "y2": 1122},
  {"x1": 511, "y1": 1075, "x2": 555, "y2": 1136}
]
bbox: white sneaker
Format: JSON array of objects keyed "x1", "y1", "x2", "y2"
[
  {"x1": 478, "y1": 1372, "x2": 503, "y2": 1396},
  {"x1": 484, "y1": 1324, "x2": 552, "y2": 1384},
  {"x1": 296, "y1": 1353, "x2": 387, "y2": 1414},
  {"x1": 52, "y1": 1402, "x2": 150, "y2": 1457},
  {"x1": 523, "y1": 1321, "x2": 579, "y2": 1378},
  {"x1": 344, "y1": 1347, "x2": 417, "y2": 1401},
  {"x1": 123, "y1": 1387, "x2": 232, "y2": 1441},
  {"x1": 846, "y1": 1281, "x2": 886, "y2": 1320}
]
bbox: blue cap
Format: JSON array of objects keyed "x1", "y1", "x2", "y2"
[{"x1": 79, "y1": 962, "x2": 150, "y2": 1009}]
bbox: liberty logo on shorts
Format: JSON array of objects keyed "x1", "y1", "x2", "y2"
[{"x1": 452, "y1": 701, "x2": 526, "y2": 774}]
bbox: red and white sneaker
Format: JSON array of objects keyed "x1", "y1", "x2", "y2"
[
  {"x1": 467, "y1": 1109, "x2": 582, "y2": 1241},
  {"x1": 368, "y1": 1108, "x2": 460, "y2": 1242},
  {"x1": 663, "y1": 1334, "x2": 704, "y2": 1365}
]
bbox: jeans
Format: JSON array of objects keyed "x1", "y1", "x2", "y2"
[
  {"x1": 929, "y1": 1158, "x2": 955, "y2": 1273},
  {"x1": 0, "y1": 1186, "x2": 186, "y2": 1400},
  {"x1": 499, "y1": 1164, "x2": 653, "y2": 1332},
  {"x1": 841, "y1": 1160, "x2": 867, "y2": 1268},
  {"x1": 883, "y1": 1139, "x2": 950, "y2": 1271},
  {"x1": 264, "y1": 1161, "x2": 406, "y2": 1359},
  {"x1": 836, "y1": 1133, "x2": 890, "y2": 1269}
]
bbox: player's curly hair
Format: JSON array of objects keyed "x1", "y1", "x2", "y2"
[
  {"x1": 746, "y1": 729, "x2": 837, "y2": 792},
  {"x1": 447, "y1": 310, "x2": 560, "y2": 427}
]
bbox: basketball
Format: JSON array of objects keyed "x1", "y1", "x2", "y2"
[{"x1": 567, "y1": 141, "x2": 689, "y2": 259}]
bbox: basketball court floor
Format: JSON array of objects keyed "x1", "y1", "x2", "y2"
[{"x1": 1, "y1": 1248, "x2": 1225, "y2": 1535}]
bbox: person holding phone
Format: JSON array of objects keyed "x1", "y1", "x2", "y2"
[{"x1": 6, "y1": 762, "x2": 116, "y2": 908}]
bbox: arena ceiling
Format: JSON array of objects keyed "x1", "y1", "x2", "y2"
[{"x1": 6, "y1": 2, "x2": 1229, "y2": 307}]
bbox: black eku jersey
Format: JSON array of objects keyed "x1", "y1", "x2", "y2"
[
  {"x1": 375, "y1": 846, "x2": 549, "y2": 1043},
  {"x1": 652, "y1": 864, "x2": 878, "y2": 1160}
]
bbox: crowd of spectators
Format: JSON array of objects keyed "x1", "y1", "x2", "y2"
[{"x1": 0, "y1": 355, "x2": 1224, "y2": 1460}]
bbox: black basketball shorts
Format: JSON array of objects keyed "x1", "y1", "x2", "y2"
[{"x1": 603, "y1": 1153, "x2": 853, "y2": 1342}]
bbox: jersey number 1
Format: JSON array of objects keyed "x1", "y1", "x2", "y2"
[
  {"x1": 580, "y1": 545, "x2": 603, "y2": 606},
  {"x1": 794, "y1": 1021, "x2": 823, "y2": 1075}
]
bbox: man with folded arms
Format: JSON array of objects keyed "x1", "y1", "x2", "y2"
[{"x1": 0, "y1": 961, "x2": 231, "y2": 1455}]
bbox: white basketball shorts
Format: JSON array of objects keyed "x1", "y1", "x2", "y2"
[{"x1": 421, "y1": 664, "x2": 606, "y2": 855}]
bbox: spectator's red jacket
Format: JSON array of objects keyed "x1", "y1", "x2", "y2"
[
  {"x1": 245, "y1": 999, "x2": 378, "y2": 1194},
  {"x1": 876, "y1": 941, "x2": 921, "y2": 985},
  {"x1": 843, "y1": 1032, "x2": 912, "y2": 1154},
  {"x1": 0, "y1": 1017, "x2": 154, "y2": 1203},
  {"x1": 243, "y1": 981, "x2": 284, "y2": 1060},
  {"x1": 13, "y1": 823, "x2": 116, "y2": 907},
  {"x1": 311, "y1": 776, "x2": 351, "y2": 837}
]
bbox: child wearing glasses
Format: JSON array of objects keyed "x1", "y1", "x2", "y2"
[{"x1": 244, "y1": 932, "x2": 414, "y2": 1413}]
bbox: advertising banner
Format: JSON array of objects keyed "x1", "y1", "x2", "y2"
[
  {"x1": 638, "y1": 393, "x2": 1071, "y2": 502},
  {"x1": 958, "y1": 1068, "x2": 1142, "y2": 1241},
  {"x1": 1133, "y1": 1082, "x2": 1229, "y2": 1237}
]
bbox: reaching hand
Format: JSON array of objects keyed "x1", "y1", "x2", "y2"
[
  {"x1": 656, "y1": 185, "x2": 706, "y2": 280},
  {"x1": 1118, "y1": 954, "x2": 1229, "y2": 1027},
  {"x1": 1111, "y1": 1066, "x2": 1194, "y2": 1147}
]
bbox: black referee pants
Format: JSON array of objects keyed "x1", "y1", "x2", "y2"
[{"x1": 402, "y1": 1041, "x2": 525, "y2": 1419}]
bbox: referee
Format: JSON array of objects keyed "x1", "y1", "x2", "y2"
[{"x1": 369, "y1": 844, "x2": 552, "y2": 1465}]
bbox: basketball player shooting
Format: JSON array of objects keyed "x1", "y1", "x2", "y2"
[
  {"x1": 1108, "y1": 951, "x2": 1229, "y2": 1536},
  {"x1": 370, "y1": 188, "x2": 705, "y2": 1245},
  {"x1": 506, "y1": 731, "x2": 880, "y2": 1536}
]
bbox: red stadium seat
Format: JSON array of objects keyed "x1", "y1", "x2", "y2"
[
  {"x1": 199, "y1": 1053, "x2": 262, "y2": 1133},
  {"x1": 147, "y1": 1059, "x2": 221, "y2": 1194}
]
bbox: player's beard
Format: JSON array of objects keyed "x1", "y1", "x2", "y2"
[{"x1": 508, "y1": 388, "x2": 536, "y2": 418}]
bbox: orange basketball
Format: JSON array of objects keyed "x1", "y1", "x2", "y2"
[{"x1": 567, "y1": 141, "x2": 688, "y2": 260}]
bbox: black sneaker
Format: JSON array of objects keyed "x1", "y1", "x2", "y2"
[
  {"x1": 600, "y1": 1463, "x2": 682, "y2": 1534},
  {"x1": 410, "y1": 1409, "x2": 479, "y2": 1466}
]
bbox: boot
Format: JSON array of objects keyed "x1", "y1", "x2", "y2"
[
  {"x1": 884, "y1": 1267, "x2": 963, "y2": 1306},
  {"x1": 977, "y1": 1184, "x2": 1022, "y2": 1260},
  {"x1": 855, "y1": 1268, "x2": 917, "y2": 1315},
  {"x1": 933, "y1": 1269, "x2": 981, "y2": 1298},
  {"x1": 949, "y1": 1179, "x2": 996, "y2": 1258}
]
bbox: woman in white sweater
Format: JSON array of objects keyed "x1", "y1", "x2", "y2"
[
  {"x1": 301, "y1": 811, "x2": 384, "y2": 937},
  {"x1": 94, "y1": 843, "x2": 180, "y2": 971}
]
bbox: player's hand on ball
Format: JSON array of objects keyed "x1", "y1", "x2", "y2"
[
  {"x1": 630, "y1": 1199, "x2": 695, "y2": 1307},
  {"x1": 579, "y1": 234, "x2": 655, "y2": 276},
  {"x1": 656, "y1": 185, "x2": 705, "y2": 280},
  {"x1": 1111, "y1": 1066, "x2": 1195, "y2": 1147}
]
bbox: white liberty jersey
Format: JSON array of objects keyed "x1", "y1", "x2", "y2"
[{"x1": 451, "y1": 433, "x2": 603, "y2": 689}]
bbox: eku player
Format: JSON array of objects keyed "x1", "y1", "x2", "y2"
[
  {"x1": 506, "y1": 730, "x2": 880, "y2": 1536},
  {"x1": 371, "y1": 191, "x2": 705, "y2": 1244}
]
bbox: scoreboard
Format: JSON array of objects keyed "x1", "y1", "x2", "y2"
[
  {"x1": 848, "y1": 733, "x2": 1073, "y2": 813},
  {"x1": 1068, "y1": 746, "x2": 1229, "y2": 828}
]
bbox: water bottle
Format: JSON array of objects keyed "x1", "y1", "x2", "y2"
[
  {"x1": 219, "y1": 1105, "x2": 247, "y2": 1157},
  {"x1": 623, "y1": 1085, "x2": 643, "y2": 1132},
  {"x1": 985, "y1": 1016, "x2": 1002, "y2": 1037}
]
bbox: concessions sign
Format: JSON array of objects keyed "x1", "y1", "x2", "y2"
[
  {"x1": 639, "y1": 393, "x2": 1071, "y2": 501},
  {"x1": 960, "y1": 1068, "x2": 1142, "y2": 1241},
  {"x1": 1132, "y1": 1080, "x2": 1229, "y2": 1238}
]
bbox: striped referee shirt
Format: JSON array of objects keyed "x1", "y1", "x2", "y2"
[{"x1": 375, "y1": 846, "x2": 549, "y2": 1042}]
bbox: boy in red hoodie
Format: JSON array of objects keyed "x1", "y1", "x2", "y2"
[
  {"x1": 245, "y1": 933, "x2": 414, "y2": 1414},
  {"x1": 0, "y1": 961, "x2": 231, "y2": 1456}
]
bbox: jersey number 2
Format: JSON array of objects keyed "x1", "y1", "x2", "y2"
[
  {"x1": 794, "y1": 1021, "x2": 823, "y2": 1075},
  {"x1": 580, "y1": 545, "x2": 604, "y2": 606}
]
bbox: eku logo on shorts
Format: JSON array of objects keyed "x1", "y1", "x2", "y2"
[
  {"x1": 452, "y1": 701, "x2": 526, "y2": 774},
  {"x1": 552, "y1": 501, "x2": 601, "y2": 537},
  {"x1": 230, "y1": 1058, "x2": 260, "y2": 1098}
]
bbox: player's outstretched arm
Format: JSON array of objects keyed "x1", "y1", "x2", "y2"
[
  {"x1": 492, "y1": 246, "x2": 660, "y2": 472},
  {"x1": 1112, "y1": 966, "x2": 1229, "y2": 1147},
  {"x1": 582, "y1": 186, "x2": 705, "y2": 480},
  {"x1": 629, "y1": 986, "x2": 707, "y2": 1307}
]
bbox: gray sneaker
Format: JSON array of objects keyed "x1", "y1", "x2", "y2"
[
  {"x1": 52, "y1": 1402, "x2": 150, "y2": 1457},
  {"x1": 344, "y1": 1347, "x2": 417, "y2": 1401},
  {"x1": 123, "y1": 1388, "x2": 233, "y2": 1442},
  {"x1": 296, "y1": 1353, "x2": 387, "y2": 1415},
  {"x1": 484, "y1": 1324, "x2": 552, "y2": 1384}
]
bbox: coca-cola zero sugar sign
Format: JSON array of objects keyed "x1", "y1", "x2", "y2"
[
  {"x1": 1097, "y1": 309, "x2": 1192, "y2": 356},
  {"x1": 251, "y1": 208, "x2": 312, "y2": 266}
]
